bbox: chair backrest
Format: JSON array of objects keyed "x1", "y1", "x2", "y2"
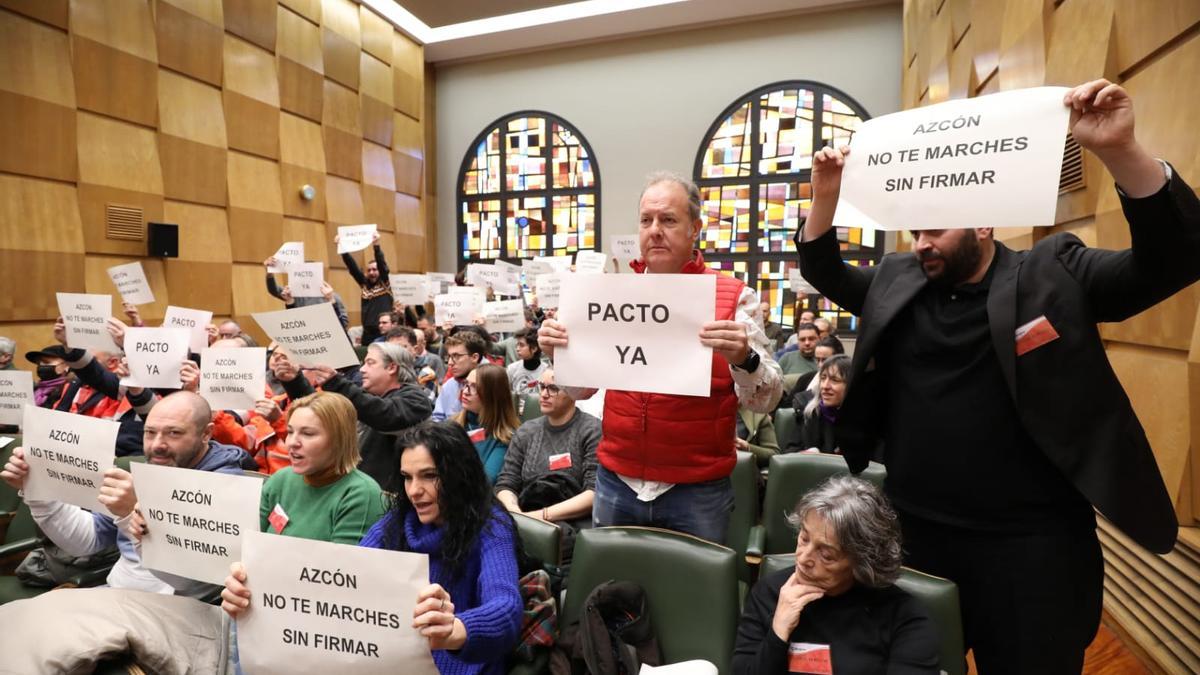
[
  {"x1": 519, "y1": 393, "x2": 542, "y2": 423},
  {"x1": 772, "y1": 408, "x2": 798, "y2": 450},
  {"x1": 113, "y1": 455, "x2": 147, "y2": 472},
  {"x1": 724, "y1": 451, "x2": 758, "y2": 583},
  {"x1": 759, "y1": 554, "x2": 963, "y2": 675},
  {"x1": 512, "y1": 512, "x2": 562, "y2": 567},
  {"x1": 0, "y1": 436, "x2": 23, "y2": 514},
  {"x1": 564, "y1": 527, "x2": 739, "y2": 675},
  {"x1": 781, "y1": 372, "x2": 803, "y2": 396},
  {"x1": 760, "y1": 453, "x2": 885, "y2": 555},
  {"x1": 4, "y1": 502, "x2": 37, "y2": 545}
]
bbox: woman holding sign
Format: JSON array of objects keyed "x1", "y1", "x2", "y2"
[{"x1": 453, "y1": 364, "x2": 520, "y2": 484}]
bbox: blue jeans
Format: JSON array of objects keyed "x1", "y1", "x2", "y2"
[{"x1": 592, "y1": 465, "x2": 734, "y2": 545}]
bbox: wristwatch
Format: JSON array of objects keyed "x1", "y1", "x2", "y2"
[{"x1": 733, "y1": 349, "x2": 761, "y2": 373}]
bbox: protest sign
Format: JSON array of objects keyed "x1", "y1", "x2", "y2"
[
  {"x1": 289, "y1": 262, "x2": 324, "y2": 298},
  {"x1": 107, "y1": 261, "x2": 155, "y2": 305},
  {"x1": 163, "y1": 305, "x2": 214, "y2": 353},
  {"x1": 833, "y1": 86, "x2": 1071, "y2": 231},
  {"x1": 389, "y1": 274, "x2": 428, "y2": 305},
  {"x1": 788, "y1": 269, "x2": 818, "y2": 295},
  {"x1": 267, "y1": 242, "x2": 305, "y2": 273},
  {"x1": 56, "y1": 292, "x2": 120, "y2": 353},
  {"x1": 425, "y1": 272, "x2": 455, "y2": 300},
  {"x1": 534, "y1": 255, "x2": 573, "y2": 273},
  {"x1": 467, "y1": 263, "x2": 519, "y2": 296},
  {"x1": 434, "y1": 292, "x2": 483, "y2": 326},
  {"x1": 336, "y1": 224, "x2": 377, "y2": 254},
  {"x1": 574, "y1": 250, "x2": 608, "y2": 275},
  {"x1": 21, "y1": 405, "x2": 118, "y2": 512},
  {"x1": 522, "y1": 258, "x2": 553, "y2": 278},
  {"x1": 610, "y1": 235, "x2": 639, "y2": 262},
  {"x1": 238, "y1": 532, "x2": 438, "y2": 675},
  {"x1": 555, "y1": 274, "x2": 715, "y2": 397},
  {"x1": 534, "y1": 273, "x2": 563, "y2": 309},
  {"x1": 482, "y1": 300, "x2": 525, "y2": 333},
  {"x1": 252, "y1": 303, "x2": 358, "y2": 369},
  {"x1": 131, "y1": 462, "x2": 262, "y2": 585},
  {"x1": 0, "y1": 437, "x2": 13, "y2": 449},
  {"x1": 0, "y1": 370, "x2": 33, "y2": 427},
  {"x1": 122, "y1": 327, "x2": 190, "y2": 388},
  {"x1": 200, "y1": 347, "x2": 267, "y2": 410}
]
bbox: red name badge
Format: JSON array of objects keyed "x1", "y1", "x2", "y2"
[
  {"x1": 267, "y1": 503, "x2": 289, "y2": 534},
  {"x1": 788, "y1": 642, "x2": 833, "y2": 675},
  {"x1": 1015, "y1": 315, "x2": 1060, "y2": 356},
  {"x1": 468, "y1": 427, "x2": 487, "y2": 444},
  {"x1": 548, "y1": 452, "x2": 572, "y2": 470}
]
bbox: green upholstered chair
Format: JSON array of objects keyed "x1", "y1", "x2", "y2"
[
  {"x1": 772, "y1": 408, "x2": 798, "y2": 452},
  {"x1": 0, "y1": 503, "x2": 47, "y2": 604},
  {"x1": 0, "y1": 435, "x2": 23, "y2": 515},
  {"x1": 519, "y1": 393, "x2": 543, "y2": 424},
  {"x1": 512, "y1": 512, "x2": 563, "y2": 568},
  {"x1": 563, "y1": 527, "x2": 739, "y2": 674},
  {"x1": 760, "y1": 554, "x2": 965, "y2": 675},
  {"x1": 724, "y1": 451, "x2": 758, "y2": 584},
  {"x1": 747, "y1": 453, "x2": 885, "y2": 559}
]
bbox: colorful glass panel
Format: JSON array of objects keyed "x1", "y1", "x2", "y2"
[
  {"x1": 505, "y1": 117, "x2": 547, "y2": 191},
  {"x1": 821, "y1": 93, "x2": 863, "y2": 150},
  {"x1": 551, "y1": 193, "x2": 596, "y2": 255},
  {"x1": 551, "y1": 124, "x2": 595, "y2": 189},
  {"x1": 703, "y1": 258, "x2": 750, "y2": 284},
  {"x1": 461, "y1": 198, "x2": 502, "y2": 260},
  {"x1": 462, "y1": 129, "x2": 500, "y2": 195},
  {"x1": 796, "y1": 259, "x2": 878, "y2": 333},
  {"x1": 700, "y1": 102, "x2": 752, "y2": 178},
  {"x1": 504, "y1": 196, "x2": 548, "y2": 258},
  {"x1": 758, "y1": 88, "x2": 815, "y2": 174},
  {"x1": 699, "y1": 184, "x2": 751, "y2": 253},
  {"x1": 757, "y1": 182, "x2": 810, "y2": 254}
]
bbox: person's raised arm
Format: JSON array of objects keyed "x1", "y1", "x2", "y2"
[
  {"x1": 1064, "y1": 79, "x2": 1165, "y2": 199},
  {"x1": 339, "y1": 234, "x2": 367, "y2": 286},
  {"x1": 371, "y1": 232, "x2": 390, "y2": 282}
]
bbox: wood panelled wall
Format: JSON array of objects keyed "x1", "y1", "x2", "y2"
[
  {"x1": 0, "y1": 0, "x2": 429, "y2": 352},
  {"x1": 902, "y1": 1, "x2": 1200, "y2": 671}
]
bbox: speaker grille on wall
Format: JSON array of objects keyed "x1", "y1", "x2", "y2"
[
  {"x1": 106, "y1": 204, "x2": 145, "y2": 240},
  {"x1": 148, "y1": 222, "x2": 179, "y2": 258}
]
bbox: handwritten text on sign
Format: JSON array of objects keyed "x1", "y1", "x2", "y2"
[
  {"x1": 21, "y1": 405, "x2": 118, "y2": 513},
  {"x1": 554, "y1": 274, "x2": 716, "y2": 397},
  {"x1": 107, "y1": 261, "x2": 155, "y2": 305},
  {"x1": 0, "y1": 371, "x2": 33, "y2": 427},
  {"x1": 131, "y1": 462, "x2": 262, "y2": 585},
  {"x1": 56, "y1": 292, "x2": 120, "y2": 353},
  {"x1": 833, "y1": 86, "x2": 1071, "y2": 231},
  {"x1": 252, "y1": 303, "x2": 359, "y2": 369},
  {"x1": 200, "y1": 347, "x2": 267, "y2": 410},
  {"x1": 237, "y1": 532, "x2": 438, "y2": 675}
]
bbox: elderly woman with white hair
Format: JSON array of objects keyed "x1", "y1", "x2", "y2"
[
  {"x1": 733, "y1": 476, "x2": 940, "y2": 674},
  {"x1": 0, "y1": 337, "x2": 14, "y2": 370}
]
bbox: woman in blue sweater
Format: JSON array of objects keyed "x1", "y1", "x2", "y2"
[{"x1": 360, "y1": 421, "x2": 523, "y2": 674}]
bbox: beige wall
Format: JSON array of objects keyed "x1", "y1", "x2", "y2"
[{"x1": 433, "y1": 3, "x2": 904, "y2": 272}]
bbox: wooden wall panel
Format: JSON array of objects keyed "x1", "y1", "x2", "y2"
[
  {"x1": 85, "y1": 254, "x2": 169, "y2": 321},
  {"x1": 392, "y1": 32, "x2": 423, "y2": 120},
  {"x1": 279, "y1": 0, "x2": 320, "y2": 24},
  {"x1": 924, "y1": 8, "x2": 953, "y2": 104},
  {"x1": 282, "y1": 217, "x2": 331, "y2": 266},
  {"x1": 362, "y1": 141, "x2": 395, "y2": 190},
  {"x1": 0, "y1": 251, "x2": 87, "y2": 320},
  {"x1": 325, "y1": 175, "x2": 364, "y2": 225},
  {"x1": 224, "y1": 90, "x2": 281, "y2": 160},
  {"x1": 158, "y1": 69, "x2": 227, "y2": 146},
  {"x1": 280, "y1": 163, "x2": 327, "y2": 220},
  {"x1": 227, "y1": 151, "x2": 283, "y2": 214},
  {"x1": 323, "y1": 126, "x2": 363, "y2": 181},
  {"x1": 1045, "y1": 0, "x2": 1116, "y2": 86},
  {"x1": 394, "y1": 193, "x2": 421, "y2": 237},
  {"x1": 158, "y1": 134, "x2": 228, "y2": 206},
  {"x1": 0, "y1": 0, "x2": 69, "y2": 29},
  {"x1": 360, "y1": 5, "x2": 392, "y2": 65},
  {"x1": 280, "y1": 112, "x2": 327, "y2": 171},
  {"x1": 322, "y1": 78, "x2": 361, "y2": 134},
  {"x1": 77, "y1": 184, "x2": 163, "y2": 256},
  {"x1": 360, "y1": 52, "x2": 393, "y2": 106},
  {"x1": 155, "y1": 0, "x2": 223, "y2": 86},
  {"x1": 0, "y1": 10, "x2": 76, "y2": 107},
  {"x1": 321, "y1": 0, "x2": 360, "y2": 43},
  {"x1": 362, "y1": 185, "x2": 394, "y2": 232},
  {"x1": 221, "y1": 0, "x2": 275, "y2": 53},
  {"x1": 969, "y1": 0, "x2": 1003, "y2": 89},
  {"x1": 0, "y1": 174, "x2": 85, "y2": 252},
  {"x1": 0, "y1": 90, "x2": 77, "y2": 182},
  {"x1": 72, "y1": 36, "x2": 159, "y2": 126},
  {"x1": 393, "y1": 111, "x2": 423, "y2": 158},
  {"x1": 231, "y1": 262, "x2": 282, "y2": 317},
  {"x1": 70, "y1": 0, "x2": 157, "y2": 62},
  {"x1": 393, "y1": 150, "x2": 423, "y2": 197},
  {"x1": 277, "y1": 5, "x2": 323, "y2": 72},
  {"x1": 322, "y1": 27, "x2": 360, "y2": 90},
  {"x1": 159, "y1": 0, "x2": 222, "y2": 27},
  {"x1": 77, "y1": 112, "x2": 163, "y2": 193},
  {"x1": 278, "y1": 56, "x2": 324, "y2": 122},
  {"x1": 165, "y1": 260, "x2": 232, "y2": 315},
  {"x1": 997, "y1": 0, "x2": 1049, "y2": 91},
  {"x1": 361, "y1": 95, "x2": 393, "y2": 147},
  {"x1": 163, "y1": 200, "x2": 232, "y2": 263},
  {"x1": 1112, "y1": 0, "x2": 1200, "y2": 74},
  {"x1": 223, "y1": 35, "x2": 279, "y2": 107}
]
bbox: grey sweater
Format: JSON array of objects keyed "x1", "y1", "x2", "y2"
[{"x1": 495, "y1": 409, "x2": 601, "y2": 496}]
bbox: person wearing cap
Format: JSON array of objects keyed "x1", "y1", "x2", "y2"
[{"x1": 27, "y1": 344, "x2": 72, "y2": 408}]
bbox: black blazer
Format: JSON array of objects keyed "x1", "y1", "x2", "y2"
[{"x1": 797, "y1": 168, "x2": 1200, "y2": 554}]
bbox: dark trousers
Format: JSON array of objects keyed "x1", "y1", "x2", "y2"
[{"x1": 900, "y1": 514, "x2": 1103, "y2": 675}]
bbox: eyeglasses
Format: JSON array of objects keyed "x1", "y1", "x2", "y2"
[
  {"x1": 446, "y1": 352, "x2": 471, "y2": 362},
  {"x1": 461, "y1": 383, "x2": 477, "y2": 395},
  {"x1": 537, "y1": 383, "x2": 562, "y2": 396}
]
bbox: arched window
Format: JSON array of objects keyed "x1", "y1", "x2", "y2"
[
  {"x1": 693, "y1": 82, "x2": 880, "y2": 334},
  {"x1": 458, "y1": 112, "x2": 600, "y2": 264}
]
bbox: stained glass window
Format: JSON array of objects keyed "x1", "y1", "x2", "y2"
[
  {"x1": 459, "y1": 112, "x2": 599, "y2": 265},
  {"x1": 693, "y1": 82, "x2": 880, "y2": 336}
]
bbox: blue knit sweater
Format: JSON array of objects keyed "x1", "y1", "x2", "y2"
[{"x1": 359, "y1": 507, "x2": 523, "y2": 675}]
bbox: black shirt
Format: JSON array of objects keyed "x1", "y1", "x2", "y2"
[
  {"x1": 733, "y1": 568, "x2": 939, "y2": 674},
  {"x1": 878, "y1": 256, "x2": 1093, "y2": 532}
]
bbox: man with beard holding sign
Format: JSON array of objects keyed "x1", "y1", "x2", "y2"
[
  {"x1": 539, "y1": 172, "x2": 783, "y2": 544},
  {"x1": 796, "y1": 80, "x2": 1200, "y2": 674}
]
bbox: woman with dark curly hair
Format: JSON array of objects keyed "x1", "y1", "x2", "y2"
[
  {"x1": 360, "y1": 421, "x2": 523, "y2": 674},
  {"x1": 734, "y1": 476, "x2": 940, "y2": 674}
]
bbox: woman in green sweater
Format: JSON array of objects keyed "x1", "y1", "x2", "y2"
[{"x1": 255, "y1": 390, "x2": 386, "y2": 543}]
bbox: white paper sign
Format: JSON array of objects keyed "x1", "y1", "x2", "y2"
[
  {"x1": 522, "y1": 258, "x2": 553, "y2": 278},
  {"x1": 555, "y1": 274, "x2": 716, "y2": 397},
  {"x1": 163, "y1": 306, "x2": 214, "y2": 354},
  {"x1": 237, "y1": 531, "x2": 438, "y2": 675},
  {"x1": 336, "y1": 224, "x2": 378, "y2": 254},
  {"x1": 131, "y1": 462, "x2": 262, "y2": 585},
  {"x1": 610, "y1": 235, "x2": 640, "y2": 261},
  {"x1": 788, "y1": 269, "x2": 818, "y2": 295},
  {"x1": 833, "y1": 86, "x2": 1071, "y2": 231},
  {"x1": 574, "y1": 250, "x2": 608, "y2": 275},
  {"x1": 56, "y1": 292, "x2": 120, "y2": 353},
  {"x1": 0, "y1": 371, "x2": 33, "y2": 427},
  {"x1": 482, "y1": 300, "x2": 525, "y2": 333},
  {"x1": 121, "y1": 327, "x2": 191, "y2": 388},
  {"x1": 268, "y1": 242, "x2": 305, "y2": 273},
  {"x1": 107, "y1": 261, "x2": 155, "y2": 305},
  {"x1": 425, "y1": 273, "x2": 455, "y2": 300},
  {"x1": 21, "y1": 405, "x2": 118, "y2": 512},
  {"x1": 252, "y1": 303, "x2": 358, "y2": 369},
  {"x1": 0, "y1": 437, "x2": 13, "y2": 449},
  {"x1": 534, "y1": 255, "x2": 573, "y2": 273},
  {"x1": 535, "y1": 273, "x2": 563, "y2": 309},
  {"x1": 390, "y1": 274, "x2": 429, "y2": 305},
  {"x1": 289, "y1": 262, "x2": 325, "y2": 298},
  {"x1": 200, "y1": 347, "x2": 267, "y2": 410},
  {"x1": 467, "y1": 263, "x2": 519, "y2": 296},
  {"x1": 434, "y1": 293, "x2": 483, "y2": 326}
]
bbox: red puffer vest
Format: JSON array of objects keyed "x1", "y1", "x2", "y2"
[{"x1": 597, "y1": 251, "x2": 744, "y2": 483}]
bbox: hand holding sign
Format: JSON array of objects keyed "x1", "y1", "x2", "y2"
[
  {"x1": 1063, "y1": 79, "x2": 1164, "y2": 198},
  {"x1": 107, "y1": 261, "x2": 155, "y2": 305},
  {"x1": 336, "y1": 224, "x2": 378, "y2": 254},
  {"x1": 97, "y1": 467, "x2": 137, "y2": 518},
  {"x1": 699, "y1": 320, "x2": 750, "y2": 368}
]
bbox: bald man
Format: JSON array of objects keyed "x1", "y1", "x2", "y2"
[{"x1": 1, "y1": 391, "x2": 250, "y2": 596}]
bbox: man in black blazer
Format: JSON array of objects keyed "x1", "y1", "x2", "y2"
[{"x1": 796, "y1": 79, "x2": 1200, "y2": 674}]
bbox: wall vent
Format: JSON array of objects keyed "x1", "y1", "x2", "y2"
[
  {"x1": 1058, "y1": 134, "x2": 1085, "y2": 194},
  {"x1": 105, "y1": 204, "x2": 145, "y2": 241}
]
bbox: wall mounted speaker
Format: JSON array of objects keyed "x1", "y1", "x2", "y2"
[{"x1": 148, "y1": 222, "x2": 179, "y2": 258}]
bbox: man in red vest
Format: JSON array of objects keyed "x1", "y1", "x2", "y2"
[{"x1": 539, "y1": 172, "x2": 783, "y2": 543}]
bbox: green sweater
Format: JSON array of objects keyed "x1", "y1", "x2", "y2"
[{"x1": 259, "y1": 468, "x2": 387, "y2": 545}]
